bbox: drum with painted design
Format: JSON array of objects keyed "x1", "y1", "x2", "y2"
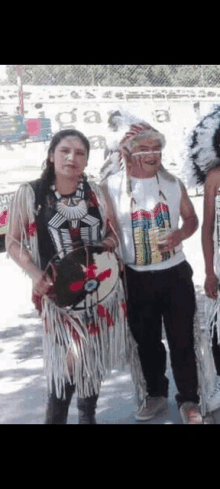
[{"x1": 47, "y1": 244, "x2": 120, "y2": 311}]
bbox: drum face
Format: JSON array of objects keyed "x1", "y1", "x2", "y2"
[{"x1": 53, "y1": 245, "x2": 119, "y2": 310}]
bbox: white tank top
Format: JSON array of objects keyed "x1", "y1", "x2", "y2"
[{"x1": 106, "y1": 168, "x2": 186, "y2": 271}]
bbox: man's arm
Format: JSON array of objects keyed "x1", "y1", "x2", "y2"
[
  {"x1": 178, "y1": 179, "x2": 199, "y2": 239},
  {"x1": 158, "y1": 179, "x2": 198, "y2": 251}
]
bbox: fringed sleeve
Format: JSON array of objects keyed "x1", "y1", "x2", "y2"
[
  {"x1": 6, "y1": 182, "x2": 41, "y2": 269},
  {"x1": 194, "y1": 289, "x2": 216, "y2": 416}
]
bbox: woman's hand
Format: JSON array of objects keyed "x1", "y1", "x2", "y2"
[
  {"x1": 204, "y1": 273, "x2": 219, "y2": 299},
  {"x1": 32, "y1": 269, "x2": 54, "y2": 297},
  {"x1": 31, "y1": 270, "x2": 54, "y2": 313}
]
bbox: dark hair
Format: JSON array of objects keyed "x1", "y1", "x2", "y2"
[
  {"x1": 213, "y1": 125, "x2": 220, "y2": 158},
  {"x1": 41, "y1": 129, "x2": 90, "y2": 185}
]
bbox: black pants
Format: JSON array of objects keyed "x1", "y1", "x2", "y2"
[{"x1": 125, "y1": 260, "x2": 200, "y2": 408}]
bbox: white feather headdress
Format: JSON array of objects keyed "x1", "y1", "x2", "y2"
[
  {"x1": 183, "y1": 104, "x2": 220, "y2": 188},
  {"x1": 100, "y1": 108, "x2": 165, "y2": 181}
]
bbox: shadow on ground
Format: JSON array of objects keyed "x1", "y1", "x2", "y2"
[
  {"x1": 0, "y1": 310, "x2": 43, "y2": 362},
  {"x1": 0, "y1": 292, "x2": 220, "y2": 424}
]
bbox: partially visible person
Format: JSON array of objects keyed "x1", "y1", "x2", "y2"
[
  {"x1": 183, "y1": 105, "x2": 220, "y2": 417},
  {"x1": 201, "y1": 166, "x2": 220, "y2": 413}
]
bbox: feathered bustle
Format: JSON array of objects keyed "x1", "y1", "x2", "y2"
[{"x1": 183, "y1": 105, "x2": 220, "y2": 188}]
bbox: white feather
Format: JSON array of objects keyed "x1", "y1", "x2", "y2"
[
  {"x1": 101, "y1": 108, "x2": 154, "y2": 181},
  {"x1": 182, "y1": 105, "x2": 220, "y2": 188}
]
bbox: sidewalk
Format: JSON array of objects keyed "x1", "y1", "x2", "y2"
[
  {"x1": 0, "y1": 305, "x2": 220, "y2": 424},
  {"x1": 0, "y1": 306, "x2": 189, "y2": 425}
]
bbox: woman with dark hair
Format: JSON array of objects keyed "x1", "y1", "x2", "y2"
[{"x1": 6, "y1": 129, "x2": 132, "y2": 424}]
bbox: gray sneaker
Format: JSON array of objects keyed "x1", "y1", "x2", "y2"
[{"x1": 135, "y1": 396, "x2": 167, "y2": 421}]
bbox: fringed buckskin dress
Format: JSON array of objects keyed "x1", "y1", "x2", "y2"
[{"x1": 7, "y1": 174, "x2": 146, "y2": 403}]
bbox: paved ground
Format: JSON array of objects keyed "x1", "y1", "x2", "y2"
[
  {"x1": 1, "y1": 195, "x2": 220, "y2": 424},
  {"x1": 0, "y1": 306, "x2": 219, "y2": 424}
]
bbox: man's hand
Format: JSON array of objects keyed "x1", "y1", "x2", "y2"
[{"x1": 158, "y1": 229, "x2": 184, "y2": 252}]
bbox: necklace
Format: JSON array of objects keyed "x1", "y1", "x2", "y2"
[
  {"x1": 50, "y1": 184, "x2": 88, "y2": 221},
  {"x1": 56, "y1": 199, "x2": 87, "y2": 220}
]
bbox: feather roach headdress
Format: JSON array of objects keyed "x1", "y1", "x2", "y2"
[{"x1": 100, "y1": 109, "x2": 165, "y2": 183}]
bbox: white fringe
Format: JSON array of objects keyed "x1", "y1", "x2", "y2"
[
  {"x1": 194, "y1": 289, "x2": 217, "y2": 416},
  {"x1": 126, "y1": 331, "x2": 147, "y2": 409},
  {"x1": 41, "y1": 277, "x2": 136, "y2": 399},
  {"x1": 192, "y1": 195, "x2": 220, "y2": 415},
  {"x1": 6, "y1": 182, "x2": 41, "y2": 269},
  {"x1": 204, "y1": 295, "x2": 220, "y2": 345}
]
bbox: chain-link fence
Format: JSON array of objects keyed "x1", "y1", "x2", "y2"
[
  {"x1": 5, "y1": 65, "x2": 220, "y2": 87},
  {"x1": 1, "y1": 63, "x2": 220, "y2": 249},
  {"x1": 2, "y1": 64, "x2": 220, "y2": 194}
]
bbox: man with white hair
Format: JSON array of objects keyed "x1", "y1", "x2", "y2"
[{"x1": 101, "y1": 120, "x2": 202, "y2": 424}]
